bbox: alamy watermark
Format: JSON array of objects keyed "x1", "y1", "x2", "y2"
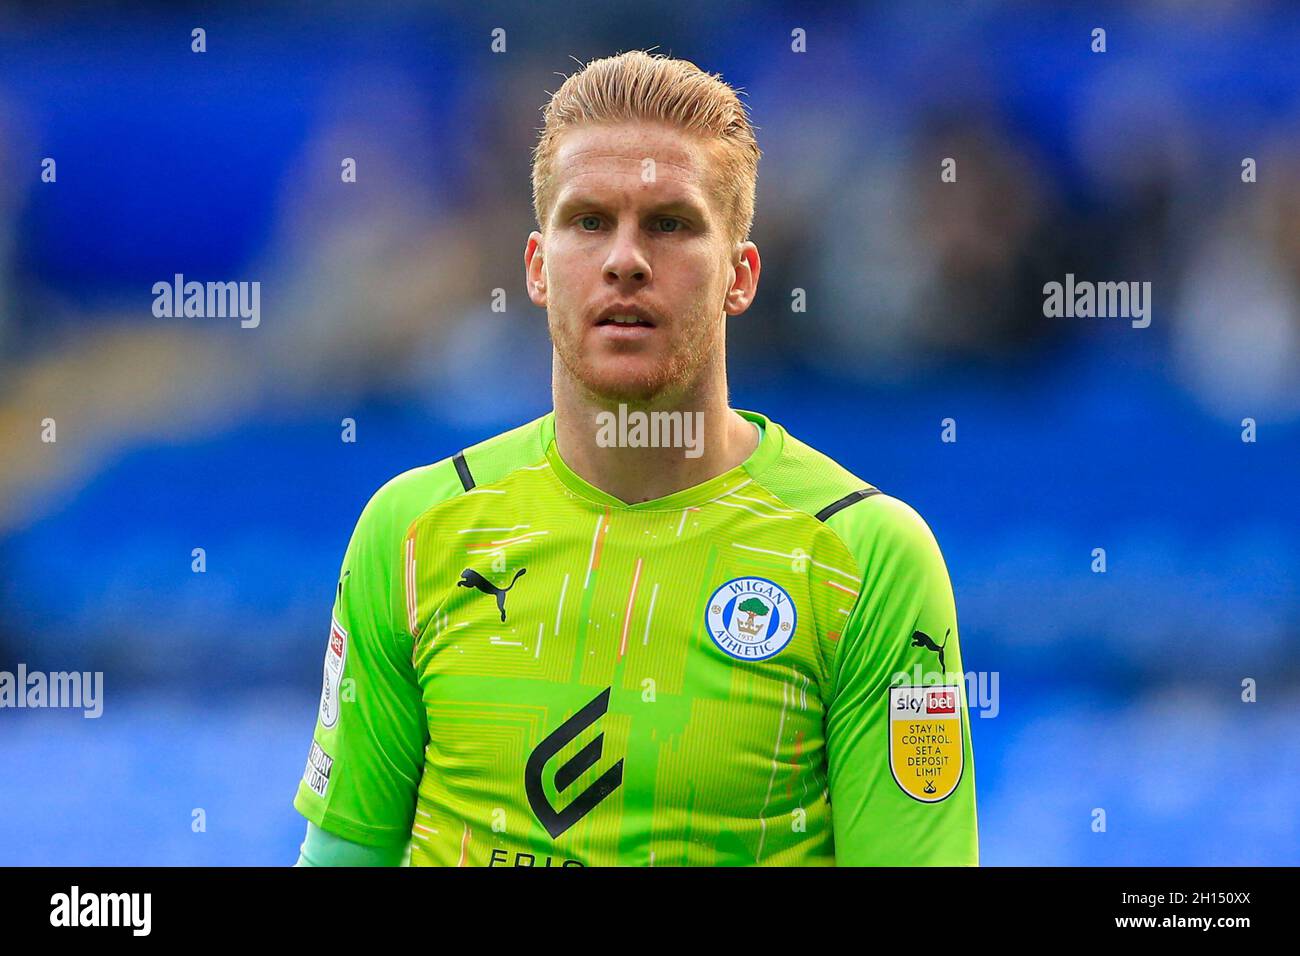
[
  {"x1": 0, "y1": 664, "x2": 103, "y2": 718},
  {"x1": 891, "y1": 665, "x2": 1000, "y2": 718},
  {"x1": 1043, "y1": 273, "x2": 1151, "y2": 328},
  {"x1": 50, "y1": 886, "x2": 150, "y2": 935},
  {"x1": 594, "y1": 403, "x2": 704, "y2": 459},
  {"x1": 152, "y1": 273, "x2": 260, "y2": 328}
]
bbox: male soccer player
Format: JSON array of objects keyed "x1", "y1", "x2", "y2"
[{"x1": 292, "y1": 50, "x2": 978, "y2": 866}]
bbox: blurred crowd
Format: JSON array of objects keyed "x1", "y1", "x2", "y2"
[{"x1": 2, "y1": 5, "x2": 1298, "y2": 533}]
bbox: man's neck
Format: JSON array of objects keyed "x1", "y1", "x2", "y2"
[{"x1": 552, "y1": 373, "x2": 760, "y2": 506}]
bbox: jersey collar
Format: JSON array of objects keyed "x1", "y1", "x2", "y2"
[{"x1": 538, "y1": 407, "x2": 783, "y2": 511}]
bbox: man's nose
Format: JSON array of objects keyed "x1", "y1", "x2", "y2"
[{"x1": 602, "y1": 223, "x2": 651, "y2": 284}]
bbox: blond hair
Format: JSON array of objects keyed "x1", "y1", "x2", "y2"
[{"x1": 531, "y1": 50, "x2": 761, "y2": 248}]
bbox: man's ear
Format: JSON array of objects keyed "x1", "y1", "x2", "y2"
[
  {"x1": 525, "y1": 231, "x2": 547, "y2": 307},
  {"x1": 723, "y1": 240, "x2": 761, "y2": 317}
]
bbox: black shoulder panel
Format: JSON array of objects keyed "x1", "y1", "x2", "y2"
[
  {"x1": 814, "y1": 487, "x2": 881, "y2": 522},
  {"x1": 452, "y1": 451, "x2": 475, "y2": 491}
]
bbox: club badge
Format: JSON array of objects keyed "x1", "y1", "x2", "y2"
[{"x1": 704, "y1": 576, "x2": 797, "y2": 661}]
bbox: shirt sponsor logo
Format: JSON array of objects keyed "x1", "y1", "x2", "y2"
[
  {"x1": 488, "y1": 849, "x2": 586, "y2": 867},
  {"x1": 704, "y1": 576, "x2": 797, "y2": 661},
  {"x1": 304, "y1": 741, "x2": 333, "y2": 797},
  {"x1": 318, "y1": 616, "x2": 347, "y2": 730},
  {"x1": 525, "y1": 687, "x2": 623, "y2": 838},
  {"x1": 888, "y1": 684, "x2": 964, "y2": 802}
]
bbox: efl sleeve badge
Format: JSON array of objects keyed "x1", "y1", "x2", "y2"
[
  {"x1": 889, "y1": 684, "x2": 965, "y2": 802},
  {"x1": 318, "y1": 615, "x2": 348, "y2": 730}
]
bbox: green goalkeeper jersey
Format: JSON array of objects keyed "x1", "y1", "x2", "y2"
[{"x1": 293, "y1": 408, "x2": 978, "y2": 866}]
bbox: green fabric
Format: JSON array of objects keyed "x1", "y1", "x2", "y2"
[
  {"x1": 293, "y1": 408, "x2": 977, "y2": 865},
  {"x1": 293, "y1": 821, "x2": 407, "y2": 867}
]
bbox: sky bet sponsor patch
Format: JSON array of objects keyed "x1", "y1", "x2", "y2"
[{"x1": 889, "y1": 685, "x2": 964, "y2": 802}]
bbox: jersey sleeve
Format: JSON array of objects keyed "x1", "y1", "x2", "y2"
[
  {"x1": 293, "y1": 821, "x2": 408, "y2": 867},
  {"x1": 822, "y1": 493, "x2": 979, "y2": 865},
  {"x1": 292, "y1": 481, "x2": 430, "y2": 847}
]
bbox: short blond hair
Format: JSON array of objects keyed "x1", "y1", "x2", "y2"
[{"x1": 531, "y1": 50, "x2": 761, "y2": 248}]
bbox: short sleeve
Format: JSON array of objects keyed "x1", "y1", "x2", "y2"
[
  {"x1": 822, "y1": 493, "x2": 979, "y2": 865},
  {"x1": 292, "y1": 484, "x2": 429, "y2": 847}
]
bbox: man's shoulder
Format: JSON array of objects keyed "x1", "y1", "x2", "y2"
[
  {"x1": 350, "y1": 412, "x2": 552, "y2": 547},
  {"x1": 757, "y1": 413, "x2": 942, "y2": 568},
  {"x1": 753, "y1": 413, "x2": 879, "y2": 520}
]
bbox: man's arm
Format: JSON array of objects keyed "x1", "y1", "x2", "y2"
[
  {"x1": 291, "y1": 480, "x2": 430, "y2": 858},
  {"x1": 823, "y1": 493, "x2": 979, "y2": 865},
  {"x1": 293, "y1": 821, "x2": 408, "y2": 867}
]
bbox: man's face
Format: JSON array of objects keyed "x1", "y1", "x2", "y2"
[{"x1": 526, "y1": 121, "x2": 758, "y2": 404}]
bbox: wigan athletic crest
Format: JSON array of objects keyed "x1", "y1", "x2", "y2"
[{"x1": 704, "y1": 576, "x2": 797, "y2": 661}]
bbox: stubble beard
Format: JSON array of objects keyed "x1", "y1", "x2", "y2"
[{"x1": 550, "y1": 308, "x2": 723, "y2": 409}]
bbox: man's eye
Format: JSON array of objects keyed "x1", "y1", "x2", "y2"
[
  {"x1": 578, "y1": 216, "x2": 601, "y2": 231},
  {"x1": 656, "y1": 218, "x2": 682, "y2": 233}
]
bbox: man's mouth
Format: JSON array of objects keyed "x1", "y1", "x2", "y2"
[
  {"x1": 597, "y1": 315, "x2": 654, "y2": 327},
  {"x1": 594, "y1": 306, "x2": 657, "y2": 328}
]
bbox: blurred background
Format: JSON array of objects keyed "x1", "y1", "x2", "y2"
[{"x1": 0, "y1": 1, "x2": 1296, "y2": 865}]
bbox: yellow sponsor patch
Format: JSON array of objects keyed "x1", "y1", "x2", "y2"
[{"x1": 889, "y1": 684, "x2": 964, "y2": 802}]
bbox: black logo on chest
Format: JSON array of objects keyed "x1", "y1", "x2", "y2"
[
  {"x1": 525, "y1": 687, "x2": 624, "y2": 839},
  {"x1": 457, "y1": 567, "x2": 527, "y2": 622}
]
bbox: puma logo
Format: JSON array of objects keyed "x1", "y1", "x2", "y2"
[
  {"x1": 911, "y1": 627, "x2": 950, "y2": 673},
  {"x1": 457, "y1": 567, "x2": 527, "y2": 622}
]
